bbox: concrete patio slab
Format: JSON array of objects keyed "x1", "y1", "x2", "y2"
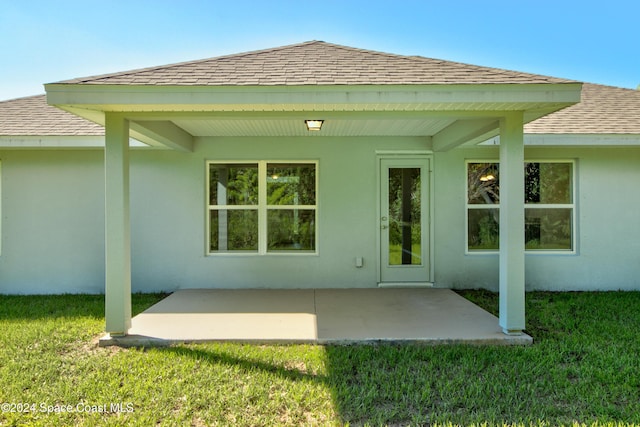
[{"x1": 100, "y1": 288, "x2": 532, "y2": 347}]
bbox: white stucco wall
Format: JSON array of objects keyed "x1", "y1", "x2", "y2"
[
  {"x1": 0, "y1": 150, "x2": 105, "y2": 294},
  {"x1": 1, "y1": 141, "x2": 639, "y2": 294},
  {"x1": 129, "y1": 136, "x2": 429, "y2": 292},
  {"x1": 434, "y1": 146, "x2": 640, "y2": 291}
]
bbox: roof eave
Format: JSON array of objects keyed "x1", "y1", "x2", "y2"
[
  {"x1": 480, "y1": 133, "x2": 640, "y2": 146},
  {"x1": 0, "y1": 135, "x2": 149, "y2": 149},
  {"x1": 45, "y1": 82, "x2": 582, "y2": 115}
]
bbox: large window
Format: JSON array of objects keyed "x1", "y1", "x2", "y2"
[
  {"x1": 208, "y1": 161, "x2": 317, "y2": 254},
  {"x1": 467, "y1": 161, "x2": 575, "y2": 252}
]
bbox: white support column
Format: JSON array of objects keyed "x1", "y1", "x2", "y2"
[
  {"x1": 499, "y1": 112, "x2": 526, "y2": 335},
  {"x1": 104, "y1": 113, "x2": 132, "y2": 336}
]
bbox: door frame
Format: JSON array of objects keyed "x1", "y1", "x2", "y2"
[{"x1": 376, "y1": 151, "x2": 435, "y2": 286}]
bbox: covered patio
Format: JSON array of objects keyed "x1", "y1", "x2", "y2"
[
  {"x1": 100, "y1": 288, "x2": 532, "y2": 346},
  {"x1": 44, "y1": 41, "x2": 582, "y2": 341}
]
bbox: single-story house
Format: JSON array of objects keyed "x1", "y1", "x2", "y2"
[{"x1": 1, "y1": 41, "x2": 639, "y2": 337}]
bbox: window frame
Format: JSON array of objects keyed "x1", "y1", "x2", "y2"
[
  {"x1": 206, "y1": 160, "x2": 318, "y2": 256},
  {"x1": 465, "y1": 159, "x2": 577, "y2": 255}
]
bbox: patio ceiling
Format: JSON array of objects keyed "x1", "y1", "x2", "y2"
[
  {"x1": 171, "y1": 116, "x2": 457, "y2": 137},
  {"x1": 46, "y1": 82, "x2": 581, "y2": 151}
]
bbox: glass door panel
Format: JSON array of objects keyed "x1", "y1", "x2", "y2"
[
  {"x1": 388, "y1": 168, "x2": 422, "y2": 266},
  {"x1": 379, "y1": 158, "x2": 430, "y2": 284}
]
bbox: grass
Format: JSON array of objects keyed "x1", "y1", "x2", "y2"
[{"x1": 1, "y1": 292, "x2": 639, "y2": 426}]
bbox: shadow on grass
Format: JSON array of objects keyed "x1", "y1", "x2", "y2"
[
  {"x1": 150, "y1": 291, "x2": 640, "y2": 426},
  {"x1": 159, "y1": 345, "x2": 328, "y2": 385},
  {"x1": 155, "y1": 342, "x2": 447, "y2": 425},
  {"x1": 154, "y1": 340, "x2": 541, "y2": 425},
  {"x1": 3, "y1": 291, "x2": 640, "y2": 425}
]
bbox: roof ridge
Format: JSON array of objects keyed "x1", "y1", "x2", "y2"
[
  {"x1": 294, "y1": 41, "x2": 575, "y2": 83},
  {"x1": 56, "y1": 41, "x2": 454, "y2": 85},
  {"x1": 314, "y1": 41, "x2": 419, "y2": 59},
  {"x1": 56, "y1": 40, "x2": 326, "y2": 84},
  {"x1": 50, "y1": 40, "x2": 577, "y2": 86}
]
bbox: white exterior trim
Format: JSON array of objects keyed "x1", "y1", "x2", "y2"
[
  {"x1": 0, "y1": 136, "x2": 147, "y2": 148},
  {"x1": 46, "y1": 82, "x2": 582, "y2": 114},
  {"x1": 483, "y1": 134, "x2": 640, "y2": 146}
]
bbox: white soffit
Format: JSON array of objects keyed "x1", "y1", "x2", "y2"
[{"x1": 172, "y1": 117, "x2": 457, "y2": 137}]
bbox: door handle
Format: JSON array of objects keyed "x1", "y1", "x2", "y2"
[{"x1": 381, "y1": 224, "x2": 388, "y2": 229}]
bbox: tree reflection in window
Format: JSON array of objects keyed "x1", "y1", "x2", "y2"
[{"x1": 467, "y1": 161, "x2": 574, "y2": 251}]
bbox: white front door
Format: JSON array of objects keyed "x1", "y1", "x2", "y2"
[{"x1": 379, "y1": 157, "x2": 430, "y2": 284}]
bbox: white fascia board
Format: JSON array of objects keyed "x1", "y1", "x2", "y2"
[
  {"x1": 0, "y1": 135, "x2": 148, "y2": 148},
  {"x1": 481, "y1": 134, "x2": 640, "y2": 146},
  {"x1": 45, "y1": 83, "x2": 582, "y2": 113}
]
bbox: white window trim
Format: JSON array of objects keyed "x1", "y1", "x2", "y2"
[
  {"x1": 206, "y1": 160, "x2": 318, "y2": 256},
  {"x1": 465, "y1": 159, "x2": 577, "y2": 255}
]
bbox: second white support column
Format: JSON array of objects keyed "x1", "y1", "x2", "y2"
[
  {"x1": 499, "y1": 112, "x2": 526, "y2": 335},
  {"x1": 104, "y1": 113, "x2": 132, "y2": 336}
]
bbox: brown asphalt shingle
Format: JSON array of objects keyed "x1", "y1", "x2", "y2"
[
  {"x1": 3, "y1": 85, "x2": 639, "y2": 137},
  {"x1": 4, "y1": 42, "x2": 637, "y2": 138},
  {"x1": 56, "y1": 40, "x2": 574, "y2": 86},
  {"x1": 0, "y1": 95, "x2": 104, "y2": 136},
  {"x1": 524, "y1": 83, "x2": 640, "y2": 134}
]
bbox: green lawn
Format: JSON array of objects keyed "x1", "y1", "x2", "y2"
[{"x1": 1, "y1": 291, "x2": 640, "y2": 426}]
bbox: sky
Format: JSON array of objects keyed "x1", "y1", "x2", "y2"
[{"x1": 0, "y1": 0, "x2": 638, "y2": 100}]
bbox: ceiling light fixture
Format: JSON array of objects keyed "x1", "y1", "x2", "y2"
[{"x1": 305, "y1": 120, "x2": 324, "y2": 131}]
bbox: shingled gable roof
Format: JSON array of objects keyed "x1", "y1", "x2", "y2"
[
  {"x1": 525, "y1": 83, "x2": 640, "y2": 134},
  {"x1": 56, "y1": 40, "x2": 573, "y2": 86},
  {"x1": 0, "y1": 94, "x2": 104, "y2": 136},
  {"x1": 9, "y1": 42, "x2": 637, "y2": 139}
]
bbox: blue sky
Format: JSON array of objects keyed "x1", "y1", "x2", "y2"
[{"x1": 0, "y1": 0, "x2": 638, "y2": 100}]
